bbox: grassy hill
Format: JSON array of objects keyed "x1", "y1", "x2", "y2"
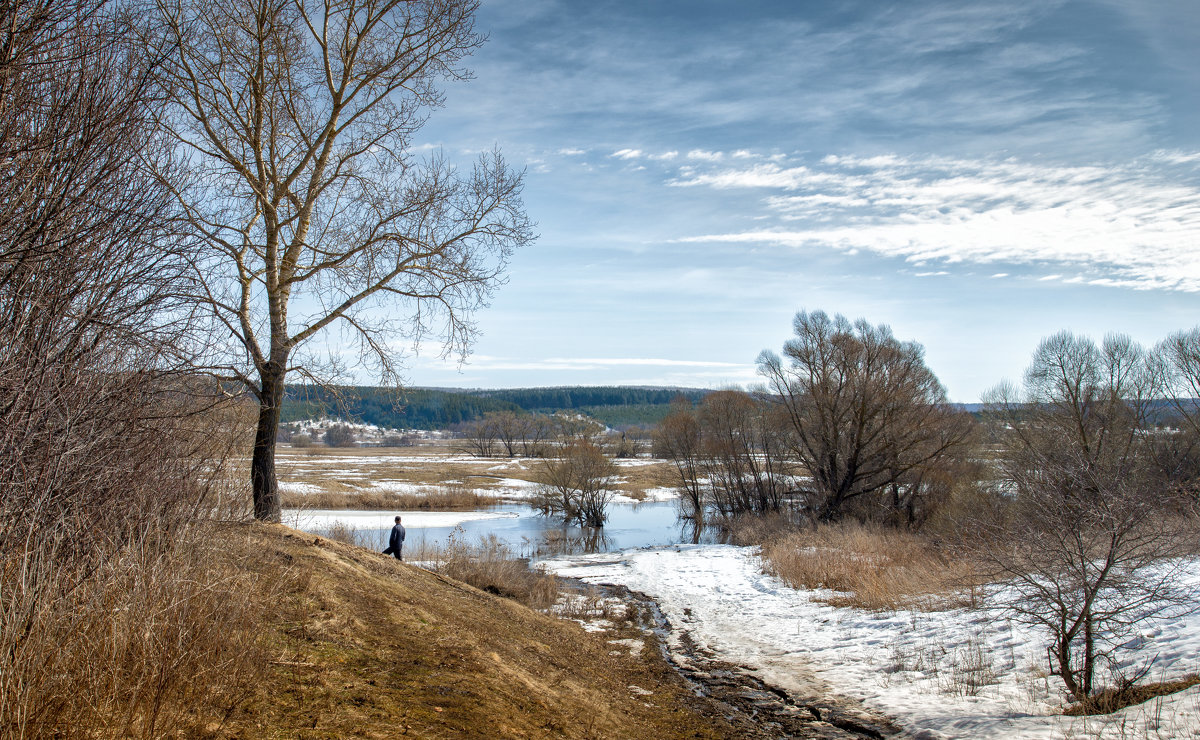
[{"x1": 222, "y1": 523, "x2": 734, "y2": 738}]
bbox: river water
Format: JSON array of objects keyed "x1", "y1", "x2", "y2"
[{"x1": 285, "y1": 499, "x2": 716, "y2": 556}]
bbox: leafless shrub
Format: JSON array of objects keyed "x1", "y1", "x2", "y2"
[
  {"x1": 325, "y1": 521, "x2": 362, "y2": 546},
  {"x1": 939, "y1": 636, "x2": 998, "y2": 696},
  {"x1": 976, "y1": 331, "x2": 1200, "y2": 702},
  {"x1": 0, "y1": 2, "x2": 270, "y2": 734},
  {"x1": 536, "y1": 441, "x2": 619, "y2": 527}
]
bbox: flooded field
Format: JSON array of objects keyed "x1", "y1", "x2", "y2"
[{"x1": 277, "y1": 443, "x2": 704, "y2": 555}]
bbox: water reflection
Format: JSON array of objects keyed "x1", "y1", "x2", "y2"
[{"x1": 302, "y1": 499, "x2": 723, "y2": 557}]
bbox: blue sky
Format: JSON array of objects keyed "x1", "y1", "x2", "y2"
[{"x1": 395, "y1": 0, "x2": 1200, "y2": 402}]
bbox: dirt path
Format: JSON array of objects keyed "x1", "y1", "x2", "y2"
[{"x1": 606, "y1": 584, "x2": 907, "y2": 739}]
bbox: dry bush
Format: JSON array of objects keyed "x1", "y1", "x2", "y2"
[
  {"x1": 325, "y1": 520, "x2": 363, "y2": 546},
  {"x1": 281, "y1": 483, "x2": 495, "y2": 511},
  {"x1": 426, "y1": 530, "x2": 560, "y2": 610},
  {"x1": 759, "y1": 521, "x2": 985, "y2": 610},
  {"x1": 719, "y1": 513, "x2": 799, "y2": 546},
  {"x1": 1064, "y1": 674, "x2": 1200, "y2": 716},
  {"x1": 1, "y1": 523, "x2": 275, "y2": 739},
  {"x1": 0, "y1": 2, "x2": 275, "y2": 735}
]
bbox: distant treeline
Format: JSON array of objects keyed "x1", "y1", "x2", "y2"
[{"x1": 280, "y1": 385, "x2": 710, "y2": 430}]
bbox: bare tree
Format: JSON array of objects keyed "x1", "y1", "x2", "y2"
[
  {"x1": 758, "y1": 311, "x2": 971, "y2": 522},
  {"x1": 654, "y1": 397, "x2": 706, "y2": 520},
  {"x1": 1, "y1": 2, "x2": 258, "y2": 732},
  {"x1": 518, "y1": 413, "x2": 553, "y2": 457},
  {"x1": 146, "y1": 0, "x2": 534, "y2": 520},
  {"x1": 977, "y1": 331, "x2": 1198, "y2": 702},
  {"x1": 697, "y1": 390, "x2": 793, "y2": 517},
  {"x1": 488, "y1": 410, "x2": 525, "y2": 457},
  {"x1": 458, "y1": 414, "x2": 499, "y2": 457},
  {"x1": 322, "y1": 423, "x2": 356, "y2": 447},
  {"x1": 535, "y1": 441, "x2": 618, "y2": 527},
  {"x1": 1155, "y1": 327, "x2": 1200, "y2": 438}
]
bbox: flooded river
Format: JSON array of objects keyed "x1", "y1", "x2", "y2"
[{"x1": 285, "y1": 499, "x2": 716, "y2": 556}]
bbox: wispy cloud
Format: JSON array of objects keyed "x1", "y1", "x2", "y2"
[{"x1": 672, "y1": 152, "x2": 1200, "y2": 291}]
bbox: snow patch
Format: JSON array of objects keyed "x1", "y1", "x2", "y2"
[{"x1": 542, "y1": 545, "x2": 1200, "y2": 739}]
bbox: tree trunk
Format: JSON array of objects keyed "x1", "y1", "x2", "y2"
[
  {"x1": 1056, "y1": 639, "x2": 1082, "y2": 701},
  {"x1": 251, "y1": 360, "x2": 286, "y2": 522}
]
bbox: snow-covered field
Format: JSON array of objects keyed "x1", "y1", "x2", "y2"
[{"x1": 542, "y1": 545, "x2": 1200, "y2": 739}]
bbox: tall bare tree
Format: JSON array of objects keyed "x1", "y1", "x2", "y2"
[
  {"x1": 146, "y1": 0, "x2": 534, "y2": 520},
  {"x1": 758, "y1": 310, "x2": 971, "y2": 522},
  {"x1": 978, "y1": 332, "x2": 1197, "y2": 702}
]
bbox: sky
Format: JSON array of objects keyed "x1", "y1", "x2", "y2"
[{"x1": 393, "y1": 0, "x2": 1200, "y2": 402}]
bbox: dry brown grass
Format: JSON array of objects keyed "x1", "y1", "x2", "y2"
[
  {"x1": 275, "y1": 445, "x2": 676, "y2": 504},
  {"x1": 281, "y1": 482, "x2": 495, "y2": 511},
  {"x1": 426, "y1": 531, "x2": 561, "y2": 610},
  {"x1": 757, "y1": 520, "x2": 986, "y2": 611},
  {"x1": 1064, "y1": 674, "x2": 1200, "y2": 716},
  {"x1": 224, "y1": 523, "x2": 736, "y2": 739},
  {"x1": 0, "y1": 522, "x2": 278, "y2": 739}
]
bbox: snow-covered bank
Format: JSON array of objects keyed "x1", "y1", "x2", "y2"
[{"x1": 542, "y1": 545, "x2": 1200, "y2": 739}]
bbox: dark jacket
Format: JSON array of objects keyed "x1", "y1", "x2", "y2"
[{"x1": 388, "y1": 523, "x2": 406, "y2": 551}]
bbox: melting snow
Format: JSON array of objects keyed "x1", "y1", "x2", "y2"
[{"x1": 541, "y1": 545, "x2": 1200, "y2": 739}]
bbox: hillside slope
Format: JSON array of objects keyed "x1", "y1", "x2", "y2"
[{"x1": 225, "y1": 524, "x2": 733, "y2": 739}]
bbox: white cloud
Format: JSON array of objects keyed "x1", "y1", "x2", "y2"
[
  {"x1": 671, "y1": 153, "x2": 1200, "y2": 292},
  {"x1": 557, "y1": 147, "x2": 588, "y2": 156},
  {"x1": 686, "y1": 149, "x2": 725, "y2": 162},
  {"x1": 611, "y1": 148, "x2": 643, "y2": 160}
]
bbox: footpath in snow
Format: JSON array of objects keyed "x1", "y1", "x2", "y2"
[{"x1": 542, "y1": 545, "x2": 1200, "y2": 740}]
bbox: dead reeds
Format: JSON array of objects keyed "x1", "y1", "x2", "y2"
[{"x1": 756, "y1": 521, "x2": 985, "y2": 611}]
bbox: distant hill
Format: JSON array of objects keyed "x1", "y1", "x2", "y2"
[{"x1": 280, "y1": 385, "x2": 711, "y2": 430}]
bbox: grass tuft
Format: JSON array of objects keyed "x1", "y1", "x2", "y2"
[{"x1": 422, "y1": 529, "x2": 561, "y2": 610}]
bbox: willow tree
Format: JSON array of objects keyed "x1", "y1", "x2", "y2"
[
  {"x1": 148, "y1": 0, "x2": 534, "y2": 520},
  {"x1": 758, "y1": 310, "x2": 971, "y2": 523}
]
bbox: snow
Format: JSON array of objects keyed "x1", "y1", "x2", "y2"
[
  {"x1": 637, "y1": 486, "x2": 680, "y2": 502},
  {"x1": 278, "y1": 481, "x2": 323, "y2": 494},
  {"x1": 541, "y1": 545, "x2": 1200, "y2": 739},
  {"x1": 283, "y1": 508, "x2": 519, "y2": 531}
]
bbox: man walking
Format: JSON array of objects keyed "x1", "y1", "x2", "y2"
[{"x1": 382, "y1": 515, "x2": 405, "y2": 561}]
